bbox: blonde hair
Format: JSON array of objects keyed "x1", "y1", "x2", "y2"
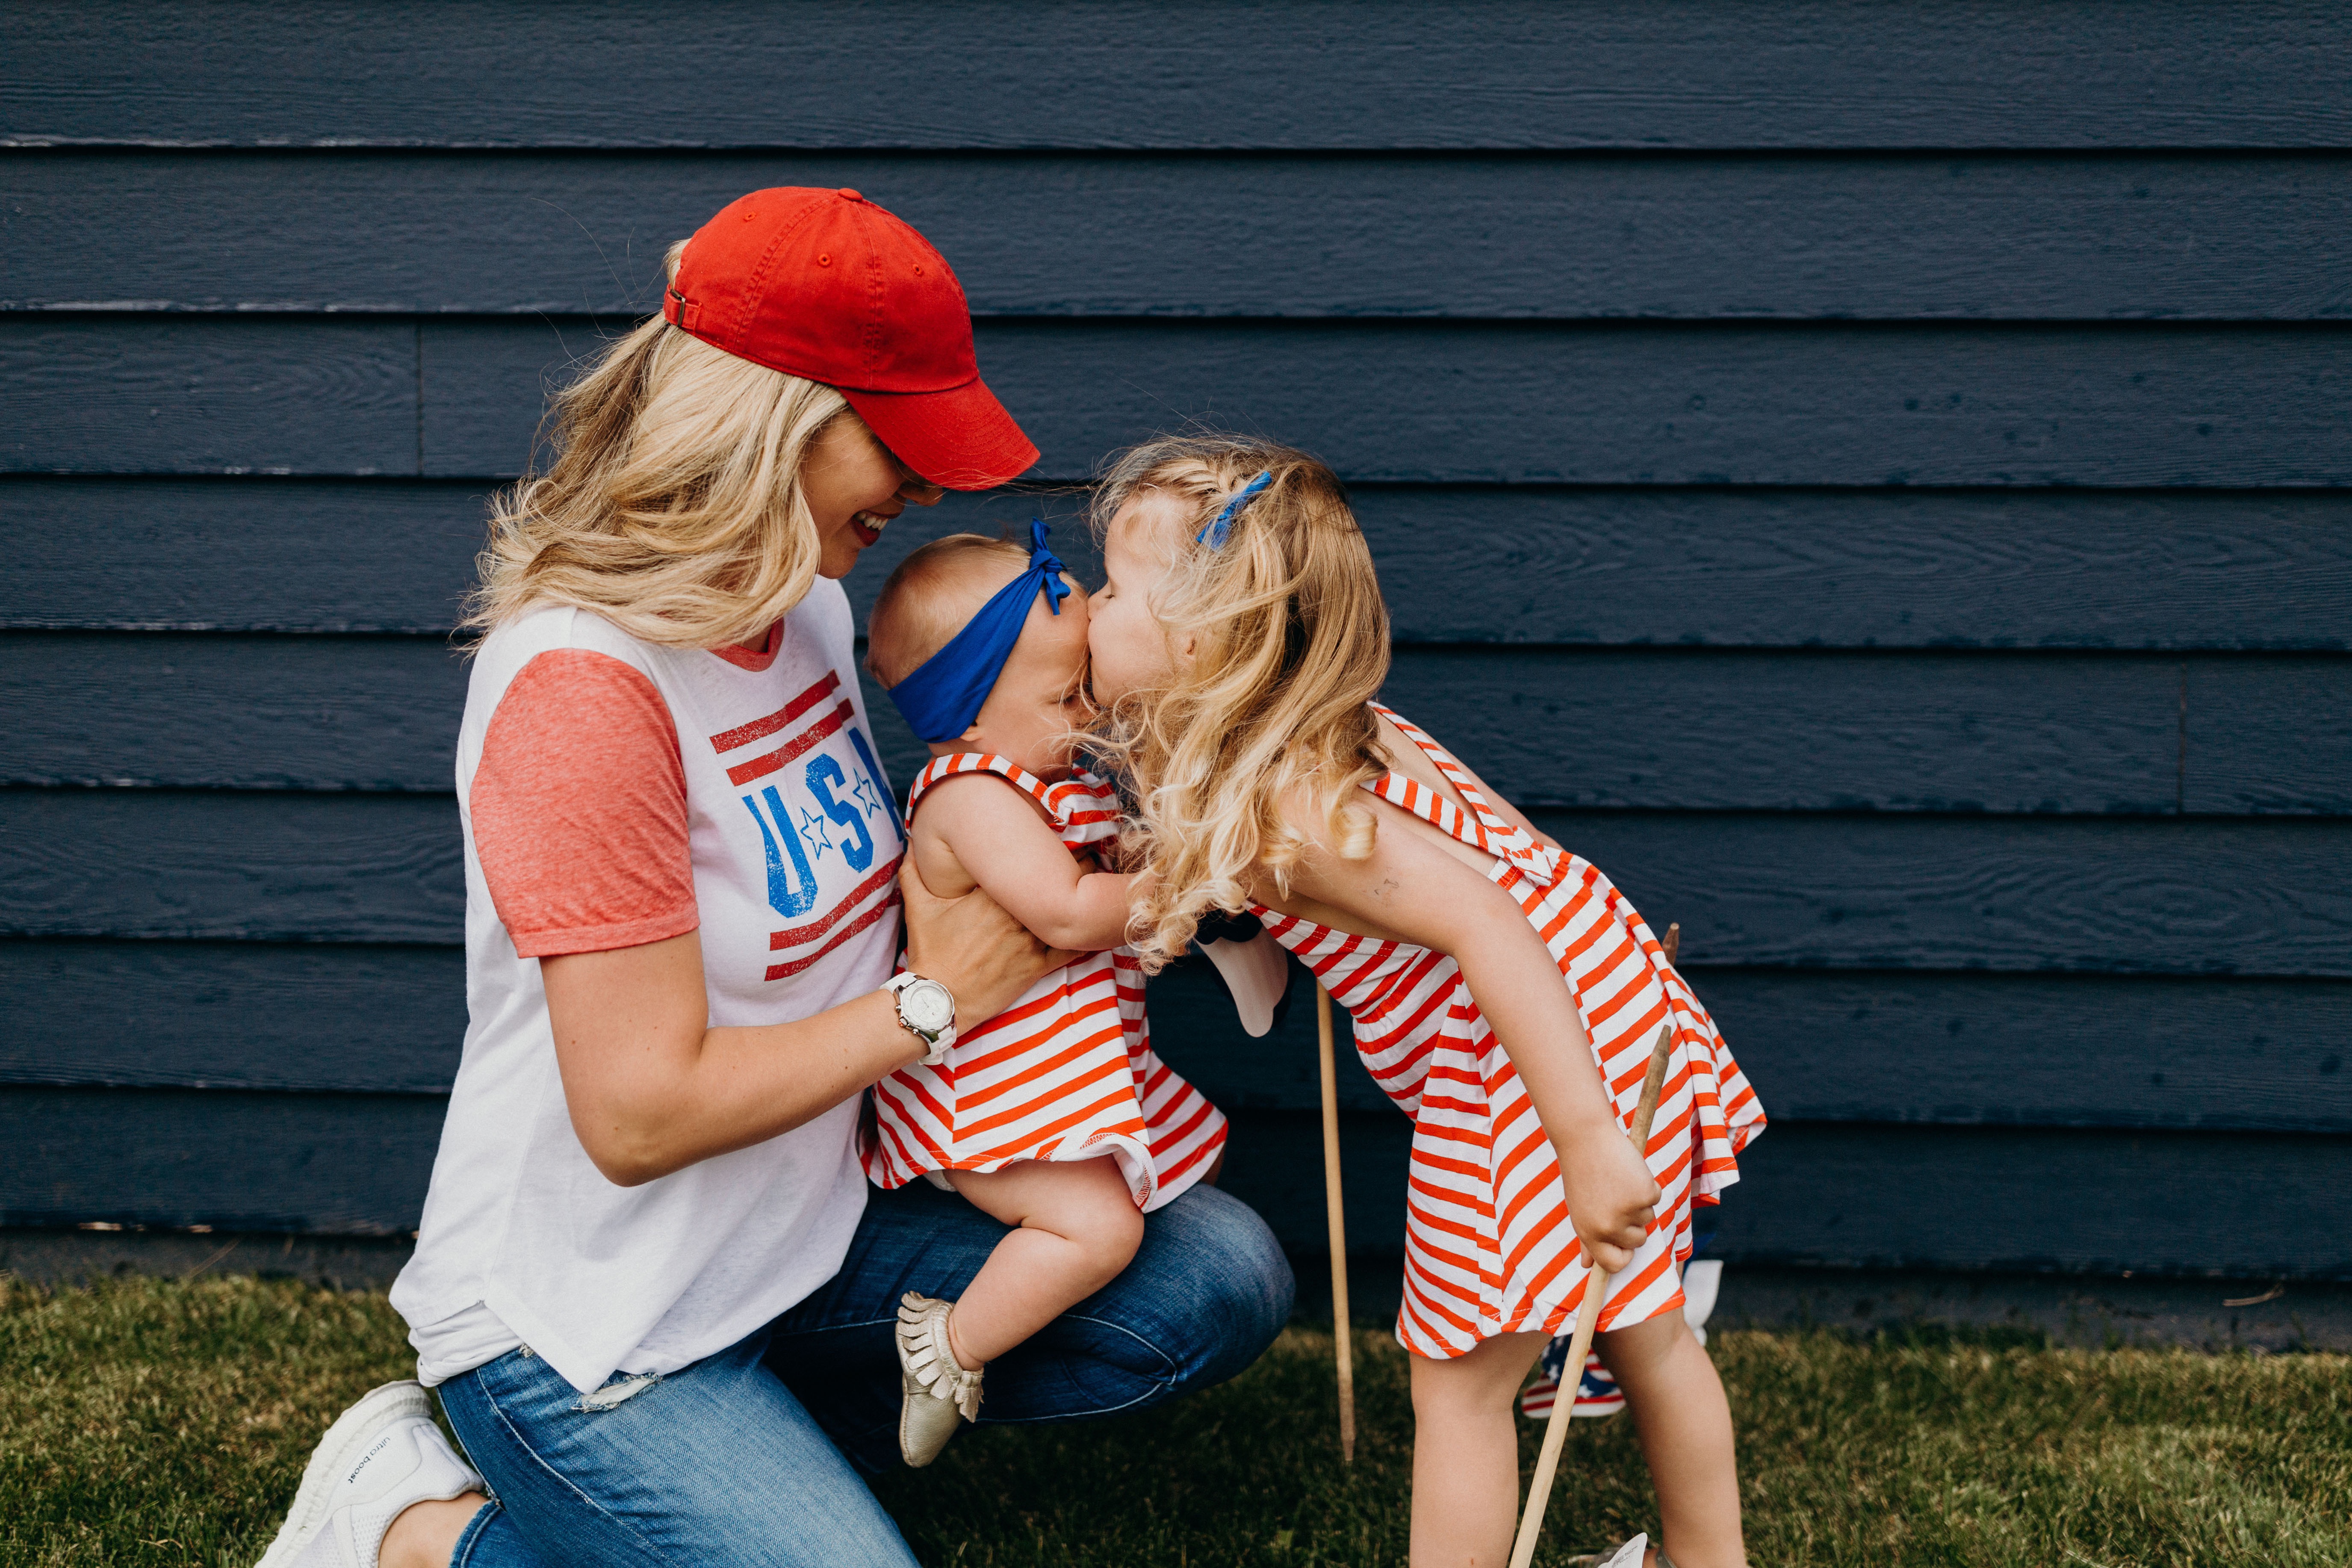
[
  {"x1": 1091, "y1": 435, "x2": 1390, "y2": 970},
  {"x1": 865, "y1": 532, "x2": 1032, "y2": 688},
  {"x1": 466, "y1": 239, "x2": 851, "y2": 647}
]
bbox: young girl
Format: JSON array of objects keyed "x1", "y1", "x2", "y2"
[
  {"x1": 1085, "y1": 438, "x2": 1766, "y2": 1568},
  {"x1": 861, "y1": 521, "x2": 1228, "y2": 1468}
]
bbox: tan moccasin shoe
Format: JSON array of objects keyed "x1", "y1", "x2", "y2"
[{"x1": 895, "y1": 1292, "x2": 983, "y2": 1467}]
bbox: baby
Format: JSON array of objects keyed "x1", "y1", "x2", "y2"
[{"x1": 862, "y1": 520, "x2": 1228, "y2": 1468}]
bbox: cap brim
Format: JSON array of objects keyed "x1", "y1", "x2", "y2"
[{"x1": 843, "y1": 374, "x2": 1039, "y2": 491}]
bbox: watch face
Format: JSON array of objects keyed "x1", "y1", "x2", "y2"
[{"x1": 903, "y1": 981, "x2": 954, "y2": 1034}]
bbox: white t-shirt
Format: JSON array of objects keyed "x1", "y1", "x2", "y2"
[{"x1": 389, "y1": 584, "x2": 906, "y2": 1393}]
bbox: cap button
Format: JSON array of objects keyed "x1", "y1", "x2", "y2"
[{"x1": 838, "y1": 188, "x2": 864, "y2": 202}]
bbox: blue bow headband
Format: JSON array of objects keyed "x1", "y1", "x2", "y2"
[
  {"x1": 885, "y1": 517, "x2": 1072, "y2": 743},
  {"x1": 1195, "y1": 470, "x2": 1273, "y2": 549}
]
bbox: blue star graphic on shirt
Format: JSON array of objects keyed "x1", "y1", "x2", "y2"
[
  {"x1": 797, "y1": 805, "x2": 833, "y2": 862},
  {"x1": 850, "y1": 775, "x2": 885, "y2": 818}
]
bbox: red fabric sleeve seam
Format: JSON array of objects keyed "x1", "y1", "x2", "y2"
[{"x1": 511, "y1": 906, "x2": 702, "y2": 961}]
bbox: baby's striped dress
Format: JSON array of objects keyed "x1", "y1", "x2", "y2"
[
  {"x1": 865, "y1": 753, "x2": 1228, "y2": 1212},
  {"x1": 1251, "y1": 706, "x2": 1766, "y2": 1358}
]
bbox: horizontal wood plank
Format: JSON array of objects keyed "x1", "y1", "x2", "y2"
[
  {"x1": 0, "y1": 1087, "x2": 441, "y2": 1234},
  {"x1": 38, "y1": 633, "x2": 2343, "y2": 824},
  {"x1": 1706, "y1": 1123, "x2": 2352, "y2": 1278},
  {"x1": 0, "y1": 940, "x2": 463, "y2": 1093},
  {"x1": 6, "y1": 1089, "x2": 2343, "y2": 1277},
  {"x1": 0, "y1": 791, "x2": 463, "y2": 944},
  {"x1": 1150, "y1": 959, "x2": 2352, "y2": 1133},
  {"x1": 16, "y1": 317, "x2": 2349, "y2": 487},
  {"x1": 0, "y1": 632, "x2": 469, "y2": 791},
  {"x1": 1381, "y1": 647, "x2": 2186, "y2": 814},
  {"x1": 1214, "y1": 1113, "x2": 2352, "y2": 1277},
  {"x1": 14, "y1": 150, "x2": 2352, "y2": 320},
  {"x1": 16, "y1": 631, "x2": 2270, "y2": 817},
  {"x1": 1351, "y1": 487, "x2": 2352, "y2": 652},
  {"x1": 8, "y1": 792, "x2": 2348, "y2": 974},
  {"x1": 431, "y1": 318, "x2": 2352, "y2": 487},
  {"x1": 1681, "y1": 969, "x2": 2352, "y2": 1133},
  {"x1": 13, "y1": 477, "x2": 2352, "y2": 653},
  {"x1": 1, "y1": 477, "x2": 495, "y2": 632},
  {"x1": 15, "y1": 942, "x2": 2347, "y2": 1135},
  {"x1": 2184, "y1": 658, "x2": 2352, "y2": 814},
  {"x1": 1533, "y1": 810, "x2": 2352, "y2": 979},
  {"x1": 0, "y1": 319, "x2": 416, "y2": 475},
  {"x1": 10, "y1": 2, "x2": 2352, "y2": 149}
]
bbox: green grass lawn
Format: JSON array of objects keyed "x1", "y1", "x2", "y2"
[{"x1": 3, "y1": 1273, "x2": 2347, "y2": 1567}]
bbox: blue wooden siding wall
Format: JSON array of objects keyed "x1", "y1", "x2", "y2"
[{"x1": 5, "y1": 3, "x2": 2349, "y2": 1278}]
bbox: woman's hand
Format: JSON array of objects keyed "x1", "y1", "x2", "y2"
[{"x1": 899, "y1": 854, "x2": 1074, "y2": 1030}]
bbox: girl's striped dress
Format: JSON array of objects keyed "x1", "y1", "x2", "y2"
[
  {"x1": 1252, "y1": 706, "x2": 1765, "y2": 1358},
  {"x1": 865, "y1": 753, "x2": 1228, "y2": 1212}
]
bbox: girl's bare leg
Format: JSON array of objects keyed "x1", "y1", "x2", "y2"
[
  {"x1": 1598, "y1": 1311, "x2": 1747, "y2": 1568},
  {"x1": 942, "y1": 1156, "x2": 1144, "y2": 1366},
  {"x1": 1407, "y1": 1330, "x2": 1548, "y2": 1568}
]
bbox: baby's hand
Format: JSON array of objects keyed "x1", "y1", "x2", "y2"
[{"x1": 1552, "y1": 1120, "x2": 1661, "y2": 1276}]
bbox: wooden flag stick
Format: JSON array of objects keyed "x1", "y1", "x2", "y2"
[
  {"x1": 1508, "y1": 1022, "x2": 1678, "y2": 1568},
  {"x1": 1315, "y1": 980, "x2": 1357, "y2": 1463}
]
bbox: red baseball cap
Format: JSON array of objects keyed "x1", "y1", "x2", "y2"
[{"x1": 662, "y1": 187, "x2": 1038, "y2": 490}]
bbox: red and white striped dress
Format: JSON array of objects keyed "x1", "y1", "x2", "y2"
[
  {"x1": 1253, "y1": 706, "x2": 1766, "y2": 1359},
  {"x1": 865, "y1": 754, "x2": 1228, "y2": 1213}
]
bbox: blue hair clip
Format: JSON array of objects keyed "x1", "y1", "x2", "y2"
[{"x1": 1195, "y1": 470, "x2": 1273, "y2": 549}]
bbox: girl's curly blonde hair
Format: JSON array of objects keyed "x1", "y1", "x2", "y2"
[
  {"x1": 465, "y1": 240, "x2": 850, "y2": 647},
  {"x1": 1090, "y1": 435, "x2": 1391, "y2": 971}
]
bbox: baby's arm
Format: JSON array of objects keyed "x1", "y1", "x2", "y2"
[
  {"x1": 1275, "y1": 803, "x2": 1658, "y2": 1270},
  {"x1": 917, "y1": 774, "x2": 1135, "y2": 951}
]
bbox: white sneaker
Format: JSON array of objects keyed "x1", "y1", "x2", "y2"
[
  {"x1": 894, "y1": 1293, "x2": 983, "y2": 1467},
  {"x1": 254, "y1": 1380, "x2": 484, "y2": 1568},
  {"x1": 1564, "y1": 1535, "x2": 1651, "y2": 1568},
  {"x1": 1683, "y1": 1259, "x2": 1723, "y2": 1348}
]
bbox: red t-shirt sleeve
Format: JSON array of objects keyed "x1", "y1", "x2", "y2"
[{"x1": 470, "y1": 649, "x2": 700, "y2": 959}]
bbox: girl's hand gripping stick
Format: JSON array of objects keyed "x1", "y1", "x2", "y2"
[{"x1": 1508, "y1": 1021, "x2": 1678, "y2": 1568}]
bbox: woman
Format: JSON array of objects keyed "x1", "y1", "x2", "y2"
[{"x1": 256, "y1": 188, "x2": 1292, "y2": 1568}]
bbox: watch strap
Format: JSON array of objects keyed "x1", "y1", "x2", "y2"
[{"x1": 885, "y1": 973, "x2": 956, "y2": 1066}]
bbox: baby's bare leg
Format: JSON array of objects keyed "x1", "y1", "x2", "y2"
[
  {"x1": 1598, "y1": 1311, "x2": 1746, "y2": 1568},
  {"x1": 1406, "y1": 1330, "x2": 1548, "y2": 1568},
  {"x1": 943, "y1": 1156, "x2": 1145, "y2": 1366}
]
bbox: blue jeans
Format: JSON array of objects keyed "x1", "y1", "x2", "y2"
[{"x1": 436, "y1": 1180, "x2": 1293, "y2": 1566}]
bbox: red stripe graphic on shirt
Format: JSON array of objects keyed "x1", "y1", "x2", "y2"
[
  {"x1": 725, "y1": 700, "x2": 852, "y2": 786},
  {"x1": 768, "y1": 858, "x2": 903, "y2": 951},
  {"x1": 707, "y1": 666, "x2": 903, "y2": 981},
  {"x1": 765, "y1": 893, "x2": 902, "y2": 981},
  {"x1": 708, "y1": 671, "x2": 841, "y2": 754}
]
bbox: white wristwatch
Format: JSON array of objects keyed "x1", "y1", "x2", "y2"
[{"x1": 884, "y1": 972, "x2": 957, "y2": 1066}]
